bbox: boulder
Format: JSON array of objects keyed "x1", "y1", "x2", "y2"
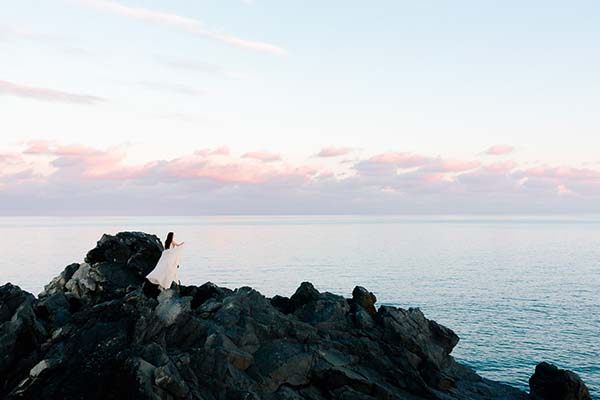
[
  {"x1": 351, "y1": 286, "x2": 377, "y2": 316},
  {"x1": 85, "y1": 232, "x2": 163, "y2": 271},
  {"x1": 0, "y1": 284, "x2": 48, "y2": 394},
  {"x1": 290, "y1": 282, "x2": 321, "y2": 310},
  {"x1": 35, "y1": 292, "x2": 72, "y2": 330},
  {"x1": 529, "y1": 362, "x2": 591, "y2": 400},
  {"x1": 40, "y1": 232, "x2": 164, "y2": 304}
]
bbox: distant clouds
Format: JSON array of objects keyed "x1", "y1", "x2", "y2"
[
  {"x1": 316, "y1": 146, "x2": 352, "y2": 158},
  {"x1": 242, "y1": 151, "x2": 282, "y2": 162},
  {"x1": 366, "y1": 152, "x2": 430, "y2": 167},
  {"x1": 3, "y1": 142, "x2": 600, "y2": 215},
  {"x1": 0, "y1": 25, "x2": 88, "y2": 56},
  {"x1": 0, "y1": 80, "x2": 104, "y2": 105},
  {"x1": 486, "y1": 144, "x2": 515, "y2": 156},
  {"x1": 76, "y1": 0, "x2": 286, "y2": 55},
  {"x1": 195, "y1": 146, "x2": 230, "y2": 157}
]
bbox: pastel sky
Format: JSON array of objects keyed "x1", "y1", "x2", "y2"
[{"x1": 1, "y1": 0, "x2": 600, "y2": 215}]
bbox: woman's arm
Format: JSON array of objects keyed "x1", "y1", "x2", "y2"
[{"x1": 174, "y1": 241, "x2": 185, "y2": 247}]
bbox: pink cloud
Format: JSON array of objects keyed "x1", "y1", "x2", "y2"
[
  {"x1": 194, "y1": 146, "x2": 230, "y2": 157},
  {"x1": 0, "y1": 80, "x2": 104, "y2": 104},
  {"x1": 368, "y1": 152, "x2": 431, "y2": 167},
  {"x1": 5, "y1": 142, "x2": 600, "y2": 215},
  {"x1": 242, "y1": 151, "x2": 281, "y2": 162},
  {"x1": 316, "y1": 146, "x2": 352, "y2": 158},
  {"x1": 0, "y1": 152, "x2": 26, "y2": 175},
  {"x1": 428, "y1": 159, "x2": 481, "y2": 173},
  {"x1": 166, "y1": 160, "x2": 269, "y2": 184},
  {"x1": 522, "y1": 166, "x2": 600, "y2": 181},
  {"x1": 486, "y1": 144, "x2": 515, "y2": 156},
  {"x1": 23, "y1": 141, "x2": 139, "y2": 179},
  {"x1": 24, "y1": 141, "x2": 100, "y2": 157},
  {"x1": 165, "y1": 152, "x2": 316, "y2": 184},
  {"x1": 77, "y1": 0, "x2": 286, "y2": 55},
  {"x1": 484, "y1": 160, "x2": 518, "y2": 173},
  {"x1": 22, "y1": 140, "x2": 53, "y2": 154}
]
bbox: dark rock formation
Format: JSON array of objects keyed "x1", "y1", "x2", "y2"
[
  {"x1": 529, "y1": 362, "x2": 591, "y2": 400},
  {"x1": 350, "y1": 286, "x2": 377, "y2": 316},
  {"x1": 0, "y1": 232, "x2": 591, "y2": 400},
  {"x1": 39, "y1": 232, "x2": 163, "y2": 305}
]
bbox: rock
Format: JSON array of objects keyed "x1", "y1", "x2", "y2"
[
  {"x1": 293, "y1": 290, "x2": 351, "y2": 327},
  {"x1": 0, "y1": 283, "x2": 35, "y2": 322},
  {"x1": 254, "y1": 340, "x2": 314, "y2": 388},
  {"x1": 290, "y1": 282, "x2": 321, "y2": 309},
  {"x1": 29, "y1": 359, "x2": 60, "y2": 378},
  {"x1": 352, "y1": 308, "x2": 374, "y2": 330},
  {"x1": 529, "y1": 362, "x2": 591, "y2": 400},
  {"x1": 378, "y1": 305, "x2": 459, "y2": 369},
  {"x1": 351, "y1": 286, "x2": 377, "y2": 315},
  {"x1": 40, "y1": 232, "x2": 164, "y2": 305},
  {"x1": 35, "y1": 292, "x2": 72, "y2": 330},
  {"x1": 39, "y1": 263, "x2": 80, "y2": 298},
  {"x1": 0, "y1": 284, "x2": 48, "y2": 393},
  {"x1": 180, "y1": 281, "x2": 232, "y2": 309},
  {"x1": 85, "y1": 232, "x2": 163, "y2": 271},
  {"x1": 154, "y1": 289, "x2": 191, "y2": 327},
  {"x1": 154, "y1": 364, "x2": 190, "y2": 398},
  {"x1": 0, "y1": 231, "x2": 589, "y2": 400},
  {"x1": 270, "y1": 295, "x2": 292, "y2": 314}
]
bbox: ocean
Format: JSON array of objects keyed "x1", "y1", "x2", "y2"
[{"x1": 0, "y1": 215, "x2": 598, "y2": 395}]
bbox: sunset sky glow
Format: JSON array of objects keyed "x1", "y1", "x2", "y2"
[{"x1": 2, "y1": 1, "x2": 600, "y2": 214}]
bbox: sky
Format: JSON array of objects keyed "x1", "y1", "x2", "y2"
[{"x1": 1, "y1": 0, "x2": 600, "y2": 215}]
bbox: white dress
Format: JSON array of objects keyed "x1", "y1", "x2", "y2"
[{"x1": 146, "y1": 244, "x2": 184, "y2": 290}]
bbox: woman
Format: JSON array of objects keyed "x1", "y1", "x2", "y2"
[
  {"x1": 143, "y1": 232, "x2": 185, "y2": 298},
  {"x1": 163, "y1": 232, "x2": 184, "y2": 251}
]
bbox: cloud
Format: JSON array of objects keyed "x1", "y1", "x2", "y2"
[
  {"x1": 424, "y1": 159, "x2": 481, "y2": 173},
  {"x1": 367, "y1": 152, "x2": 431, "y2": 167},
  {"x1": 0, "y1": 152, "x2": 27, "y2": 175},
  {"x1": 4, "y1": 142, "x2": 600, "y2": 215},
  {"x1": 77, "y1": 0, "x2": 286, "y2": 55},
  {"x1": 486, "y1": 144, "x2": 515, "y2": 156},
  {"x1": 0, "y1": 80, "x2": 104, "y2": 105},
  {"x1": 316, "y1": 146, "x2": 352, "y2": 158},
  {"x1": 0, "y1": 25, "x2": 90, "y2": 56},
  {"x1": 194, "y1": 146, "x2": 230, "y2": 157},
  {"x1": 22, "y1": 141, "x2": 138, "y2": 179},
  {"x1": 242, "y1": 151, "x2": 281, "y2": 162}
]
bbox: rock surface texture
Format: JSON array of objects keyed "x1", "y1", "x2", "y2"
[
  {"x1": 0, "y1": 232, "x2": 591, "y2": 400},
  {"x1": 529, "y1": 363, "x2": 591, "y2": 400}
]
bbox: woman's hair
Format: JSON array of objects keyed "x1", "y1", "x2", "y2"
[{"x1": 164, "y1": 232, "x2": 174, "y2": 249}]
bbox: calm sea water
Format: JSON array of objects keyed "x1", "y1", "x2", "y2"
[{"x1": 0, "y1": 216, "x2": 598, "y2": 395}]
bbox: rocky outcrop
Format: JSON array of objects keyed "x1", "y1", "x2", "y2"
[
  {"x1": 39, "y1": 232, "x2": 164, "y2": 303},
  {"x1": 0, "y1": 232, "x2": 591, "y2": 400},
  {"x1": 529, "y1": 362, "x2": 591, "y2": 400},
  {"x1": 0, "y1": 283, "x2": 48, "y2": 395}
]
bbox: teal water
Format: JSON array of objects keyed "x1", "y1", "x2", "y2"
[{"x1": 0, "y1": 216, "x2": 598, "y2": 395}]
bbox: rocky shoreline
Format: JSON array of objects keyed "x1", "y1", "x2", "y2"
[{"x1": 0, "y1": 232, "x2": 591, "y2": 399}]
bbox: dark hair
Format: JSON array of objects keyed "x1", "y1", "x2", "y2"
[{"x1": 165, "y1": 232, "x2": 174, "y2": 249}]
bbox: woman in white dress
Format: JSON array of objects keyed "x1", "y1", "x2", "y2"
[{"x1": 143, "y1": 232, "x2": 184, "y2": 297}]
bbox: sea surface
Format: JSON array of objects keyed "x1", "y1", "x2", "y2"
[{"x1": 0, "y1": 216, "x2": 598, "y2": 395}]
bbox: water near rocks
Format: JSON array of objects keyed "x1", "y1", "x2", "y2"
[{"x1": 0, "y1": 215, "x2": 598, "y2": 395}]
